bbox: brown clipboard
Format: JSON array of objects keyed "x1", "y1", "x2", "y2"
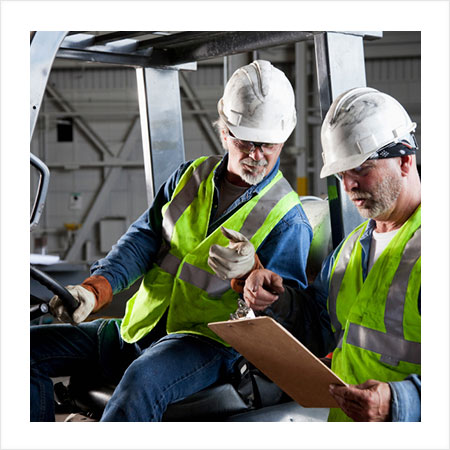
[{"x1": 208, "y1": 316, "x2": 346, "y2": 408}]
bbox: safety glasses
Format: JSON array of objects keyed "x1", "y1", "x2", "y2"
[
  {"x1": 335, "y1": 160, "x2": 377, "y2": 181},
  {"x1": 227, "y1": 134, "x2": 281, "y2": 155}
]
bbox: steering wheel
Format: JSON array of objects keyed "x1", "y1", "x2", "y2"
[{"x1": 30, "y1": 265, "x2": 79, "y2": 321}]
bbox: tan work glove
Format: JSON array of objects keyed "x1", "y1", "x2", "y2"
[
  {"x1": 50, "y1": 285, "x2": 96, "y2": 325},
  {"x1": 49, "y1": 275, "x2": 113, "y2": 324},
  {"x1": 208, "y1": 227, "x2": 256, "y2": 280}
]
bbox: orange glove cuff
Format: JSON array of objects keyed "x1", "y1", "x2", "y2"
[
  {"x1": 81, "y1": 275, "x2": 113, "y2": 313},
  {"x1": 230, "y1": 254, "x2": 264, "y2": 294}
]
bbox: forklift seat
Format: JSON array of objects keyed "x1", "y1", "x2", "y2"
[{"x1": 63, "y1": 362, "x2": 285, "y2": 421}]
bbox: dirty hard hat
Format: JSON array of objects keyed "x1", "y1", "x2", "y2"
[
  {"x1": 218, "y1": 60, "x2": 297, "y2": 144},
  {"x1": 320, "y1": 87, "x2": 417, "y2": 178}
]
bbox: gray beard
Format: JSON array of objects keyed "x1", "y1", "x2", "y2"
[
  {"x1": 239, "y1": 158, "x2": 268, "y2": 185},
  {"x1": 239, "y1": 168, "x2": 267, "y2": 185},
  {"x1": 352, "y1": 175, "x2": 402, "y2": 219}
]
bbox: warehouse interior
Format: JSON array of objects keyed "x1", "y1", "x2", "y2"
[
  {"x1": 30, "y1": 31, "x2": 421, "y2": 320},
  {"x1": 0, "y1": 0, "x2": 439, "y2": 442},
  {"x1": 24, "y1": 27, "x2": 434, "y2": 430}
]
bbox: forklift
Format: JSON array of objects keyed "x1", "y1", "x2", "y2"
[{"x1": 30, "y1": 31, "x2": 380, "y2": 421}]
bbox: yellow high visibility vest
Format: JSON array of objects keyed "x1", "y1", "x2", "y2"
[
  {"x1": 327, "y1": 205, "x2": 421, "y2": 421},
  {"x1": 121, "y1": 156, "x2": 301, "y2": 344}
]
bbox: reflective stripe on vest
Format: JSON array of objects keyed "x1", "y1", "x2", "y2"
[
  {"x1": 159, "y1": 173, "x2": 295, "y2": 296},
  {"x1": 159, "y1": 251, "x2": 230, "y2": 297},
  {"x1": 329, "y1": 221, "x2": 421, "y2": 366},
  {"x1": 239, "y1": 177, "x2": 294, "y2": 238},
  {"x1": 384, "y1": 228, "x2": 421, "y2": 336},
  {"x1": 328, "y1": 227, "x2": 364, "y2": 342},
  {"x1": 162, "y1": 156, "x2": 221, "y2": 243},
  {"x1": 345, "y1": 322, "x2": 421, "y2": 365}
]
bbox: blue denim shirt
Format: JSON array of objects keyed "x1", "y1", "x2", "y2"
[
  {"x1": 91, "y1": 154, "x2": 312, "y2": 329},
  {"x1": 312, "y1": 219, "x2": 421, "y2": 422}
]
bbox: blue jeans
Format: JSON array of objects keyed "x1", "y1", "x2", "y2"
[{"x1": 30, "y1": 319, "x2": 240, "y2": 421}]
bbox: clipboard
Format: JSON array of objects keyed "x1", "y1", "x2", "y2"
[{"x1": 208, "y1": 316, "x2": 346, "y2": 408}]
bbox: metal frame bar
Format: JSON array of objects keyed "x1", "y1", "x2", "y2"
[
  {"x1": 30, "y1": 31, "x2": 68, "y2": 138},
  {"x1": 314, "y1": 32, "x2": 368, "y2": 248},
  {"x1": 92, "y1": 31, "x2": 152, "y2": 45},
  {"x1": 136, "y1": 67, "x2": 186, "y2": 204},
  {"x1": 56, "y1": 32, "x2": 314, "y2": 67},
  {"x1": 30, "y1": 153, "x2": 50, "y2": 231},
  {"x1": 55, "y1": 31, "x2": 382, "y2": 68},
  {"x1": 158, "y1": 32, "x2": 316, "y2": 65},
  {"x1": 294, "y1": 42, "x2": 308, "y2": 195}
]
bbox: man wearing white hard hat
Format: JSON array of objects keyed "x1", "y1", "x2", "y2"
[
  {"x1": 241, "y1": 87, "x2": 421, "y2": 421},
  {"x1": 31, "y1": 60, "x2": 313, "y2": 421}
]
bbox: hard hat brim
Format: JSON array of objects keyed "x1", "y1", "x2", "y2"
[
  {"x1": 319, "y1": 151, "x2": 375, "y2": 179},
  {"x1": 225, "y1": 122, "x2": 290, "y2": 144}
]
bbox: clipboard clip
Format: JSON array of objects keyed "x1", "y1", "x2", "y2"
[{"x1": 230, "y1": 299, "x2": 256, "y2": 320}]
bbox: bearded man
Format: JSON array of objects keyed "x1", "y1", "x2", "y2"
[
  {"x1": 215, "y1": 88, "x2": 422, "y2": 422},
  {"x1": 31, "y1": 60, "x2": 313, "y2": 422}
]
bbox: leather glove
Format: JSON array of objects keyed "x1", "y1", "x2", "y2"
[
  {"x1": 208, "y1": 227, "x2": 256, "y2": 280},
  {"x1": 49, "y1": 275, "x2": 113, "y2": 325},
  {"x1": 50, "y1": 285, "x2": 96, "y2": 324}
]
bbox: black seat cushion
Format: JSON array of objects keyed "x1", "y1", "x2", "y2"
[
  {"x1": 68, "y1": 376, "x2": 250, "y2": 421},
  {"x1": 163, "y1": 383, "x2": 249, "y2": 421},
  {"x1": 67, "y1": 357, "x2": 287, "y2": 421}
]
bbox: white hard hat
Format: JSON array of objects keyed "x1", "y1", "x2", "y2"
[
  {"x1": 320, "y1": 87, "x2": 417, "y2": 178},
  {"x1": 218, "y1": 60, "x2": 297, "y2": 144}
]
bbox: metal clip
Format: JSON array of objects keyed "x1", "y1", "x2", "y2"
[{"x1": 230, "y1": 299, "x2": 251, "y2": 320}]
